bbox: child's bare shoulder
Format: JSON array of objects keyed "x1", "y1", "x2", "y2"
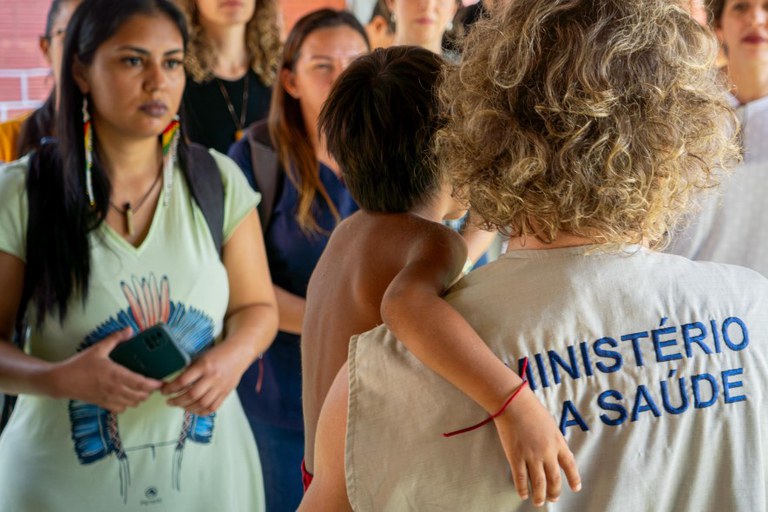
[
  {"x1": 414, "y1": 220, "x2": 467, "y2": 262},
  {"x1": 371, "y1": 212, "x2": 465, "y2": 251}
]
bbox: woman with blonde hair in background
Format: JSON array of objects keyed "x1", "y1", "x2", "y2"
[
  {"x1": 177, "y1": 0, "x2": 281, "y2": 153},
  {"x1": 227, "y1": 9, "x2": 369, "y2": 511}
]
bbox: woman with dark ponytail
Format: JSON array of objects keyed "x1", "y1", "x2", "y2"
[{"x1": 0, "y1": 0, "x2": 276, "y2": 509}]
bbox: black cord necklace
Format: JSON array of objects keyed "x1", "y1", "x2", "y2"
[{"x1": 109, "y1": 168, "x2": 163, "y2": 236}]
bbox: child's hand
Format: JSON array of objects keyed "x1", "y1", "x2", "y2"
[{"x1": 492, "y1": 387, "x2": 581, "y2": 507}]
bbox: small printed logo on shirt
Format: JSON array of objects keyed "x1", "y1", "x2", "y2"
[{"x1": 141, "y1": 486, "x2": 162, "y2": 506}]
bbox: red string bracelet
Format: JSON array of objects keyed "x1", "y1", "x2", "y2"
[{"x1": 442, "y1": 357, "x2": 529, "y2": 438}]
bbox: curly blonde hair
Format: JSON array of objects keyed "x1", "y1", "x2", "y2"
[
  {"x1": 178, "y1": 0, "x2": 281, "y2": 85},
  {"x1": 437, "y1": 0, "x2": 740, "y2": 249}
]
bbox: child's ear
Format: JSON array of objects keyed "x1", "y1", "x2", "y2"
[{"x1": 281, "y1": 68, "x2": 300, "y2": 99}]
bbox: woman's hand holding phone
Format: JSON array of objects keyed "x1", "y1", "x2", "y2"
[
  {"x1": 161, "y1": 341, "x2": 248, "y2": 416},
  {"x1": 47, "y1": 327, "x2": 163, "y2": 413}
]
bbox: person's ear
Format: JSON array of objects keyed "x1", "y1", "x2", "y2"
[
  {"x1": 281, "y1": 68, "x2": 300, "y2": 99},
  {"x1": 72, "y1": 56, "x2": 91, "y2": 94},
  {"x1": 714, "y1": 24, "x2": 728, "y2": 56},
  {"x1": 39, "y1": 36, "x2": 52, "y2": 65},
  {"x1": 370, "y1": 15, "x2": 388, "y2": 35}
]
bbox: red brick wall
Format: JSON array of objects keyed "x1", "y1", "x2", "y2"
[
  {"x1": 0, "y1": 0, "x2": 346, "y2": 121},
  {"x1": 0, "y1": 0, "x2": 50, "y2": 120}
]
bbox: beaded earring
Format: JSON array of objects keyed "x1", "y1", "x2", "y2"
[
  {"x1": 160, "y1": 116, "x2": 180, "y2": 205},
  {"x1": 82, "y1": 97, "x2": 95, "y2": 207}
]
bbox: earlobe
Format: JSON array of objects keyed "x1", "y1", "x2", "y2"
[
  {"x1": 715, "y1": 27, "x2": 728, "y2": 56},
  {"x1": 281, "y1": 68, "x2": 300, "y2": 99},
  {"x1": 371, "y1": 16, "x2": 387, "y2": 34},
  {"x1": 39, "y1": 38, "x2": 52, "y2": 65},
  {"x1": 71, "y1": 57, "x2": 90, "y2": 94}
]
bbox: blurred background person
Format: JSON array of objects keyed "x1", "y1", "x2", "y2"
[
  {"x1": 365, "y1": 0, "x2": 395, "y2": 49},
  {"x1": 177, "y1": 0, "x2": 281, "y2": 154},
  {"x1": 227, "y1": 9, "x2": 369, "y2": 512},
  {"x1": 0, "y1": 0, "x2": 82, "y2": 162},
  {"x1": 668, "y1": 0, "x2": 768, "y2": 276},
  {"x1": 386, "y1": 0, "x2": 460, "y2": 55}
]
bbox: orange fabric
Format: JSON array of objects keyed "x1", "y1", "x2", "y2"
[{"x1": 0, "y1": 113, "x2": 30, "y2": 163}]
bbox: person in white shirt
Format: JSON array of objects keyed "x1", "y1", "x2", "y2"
[{"x1": 668, "y1": 0, "x2": 768, "y2": 276}]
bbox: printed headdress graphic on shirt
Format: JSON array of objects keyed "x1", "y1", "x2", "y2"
[{"x1": 68, "y1": 274, "x2": 215, "y2": 503}]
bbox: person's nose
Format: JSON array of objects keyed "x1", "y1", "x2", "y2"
[
  {"x1": 416, "y1": 0, "x2": 431, "y2": 12},
  {"x1": 330, "y1": 63, "x2": 345, "y2": 84},
  {"x1": 144, "y1": 61, "x2": 167, "y2": 92}
]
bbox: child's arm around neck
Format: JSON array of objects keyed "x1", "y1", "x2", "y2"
[{"x1": 380, "y1": 222, "x2": 582, "y2": 506}]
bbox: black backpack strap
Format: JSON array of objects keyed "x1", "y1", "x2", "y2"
[
  {"x1": 245, "y1": 120, "x2": 281, "y2": 230},
  {"x1": 184, "y1": 143, "x2": 224, "y2": 256}
]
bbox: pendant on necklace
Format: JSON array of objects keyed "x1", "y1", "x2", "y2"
[
  {"x1": 234, "y1": 129, "x2": 244, "y2": 142},
  {"x1": 124, "y1": 202, "x2": 135, "y2": 237}
]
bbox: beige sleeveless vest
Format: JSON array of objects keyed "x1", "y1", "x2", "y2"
[{"x1": 346, "y1": 245, "x2": 768, "y2": 511}]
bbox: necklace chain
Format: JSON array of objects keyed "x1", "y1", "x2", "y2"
[{"x1": 216, "y1": 72, "x2": 250, "y2": 141}]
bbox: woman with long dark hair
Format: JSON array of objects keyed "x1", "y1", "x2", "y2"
[
  {"x1": 0, "y1": 0, "x2": 277, "y2": 509},
  {"x1": 227, "y1": 9, "x2": 369, "y2": 511},
  {"x1": 0, "y1": 0, "x2": 82, "y2": 162}
]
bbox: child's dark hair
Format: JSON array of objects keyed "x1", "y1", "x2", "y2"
[{"x1": 320, "y1": 46, "x2": 444, "y2": 213}]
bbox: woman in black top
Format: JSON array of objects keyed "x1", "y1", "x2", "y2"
[{"x1": 178, "y1": 0, "x2": 281, "y2": 154}]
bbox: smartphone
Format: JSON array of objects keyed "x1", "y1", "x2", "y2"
[{"x1": 109, "y1": 323, "x2": 191, "y2": 379}]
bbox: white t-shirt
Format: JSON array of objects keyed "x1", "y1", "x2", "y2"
[
  {"x1": 346, "y1": 245, "x2": 768, "y2": 511},
  {"x1": 668, "y1": 94, "x2": 768, "y2": 276}
]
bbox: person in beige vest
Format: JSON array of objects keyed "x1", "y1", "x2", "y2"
[{"x1": 302, "y1": 1, "x2": 768, "y2": 511}]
